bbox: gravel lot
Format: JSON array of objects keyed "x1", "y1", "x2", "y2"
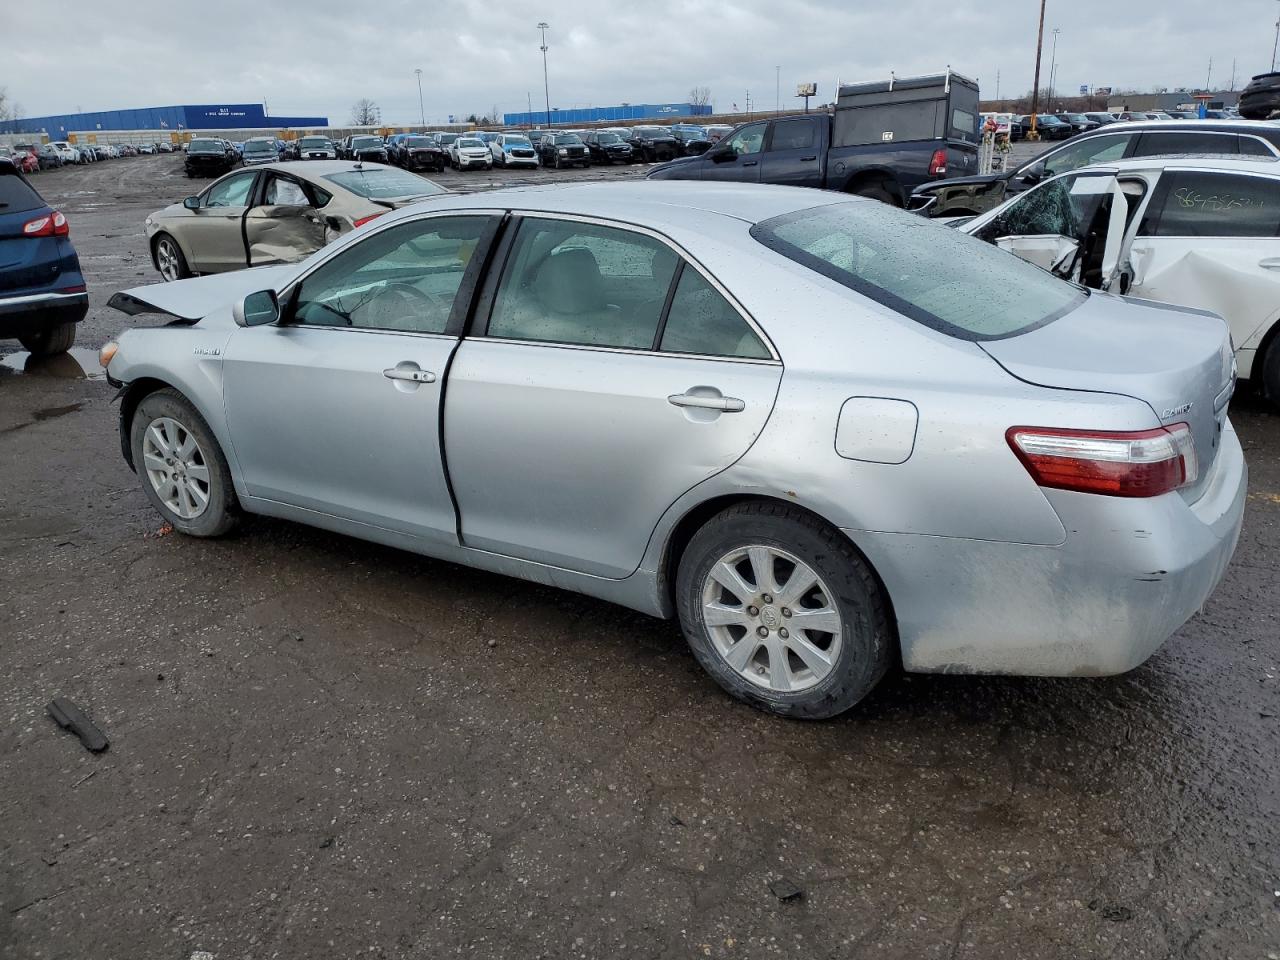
[{"x1": 1, "y1": 154, "x2": 1277, "y2": 960}]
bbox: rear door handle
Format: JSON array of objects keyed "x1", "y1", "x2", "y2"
[
  {"x1": 383, "y1": 366, "x2": 436, "y2": 383},
  {"x1": 1259, "y1": 257, "x2": 1280, "y2": 270},
  {"x1": 668, "y1": 392, "x2": 745, "y2": 413}
]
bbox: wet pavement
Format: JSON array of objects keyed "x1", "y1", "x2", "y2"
[{"x1": 1, "y1": 155, "x2": 1278, "y2": 960}]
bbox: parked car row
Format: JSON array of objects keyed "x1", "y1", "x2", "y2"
[
  {"x1": 1005, "y1": 108, "x2": 1241, "y2": 141},
  {"x1": 5, "y1": 139, "x2": 174, "y2": 172}
]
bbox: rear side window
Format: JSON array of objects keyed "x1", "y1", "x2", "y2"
[
  {"x1": 1239, "y1": 136, "x2": 1277, "y2": 157},
  {"x1": 659, "y1": 267, "x2": 770, "y2": 359},
  {"x1": 1138, "y1": 171, "x2": 1280, "y2": 238},
  {"x1": 0, "y1": 171, "x2": 44, "y2": 214},
  {"x1": 751, "y1": 201, "x2": 1084, "y2": 340},
  {"x1": 1130, "y1": 131, "x2": 1237, "y2": 157},
  {"x1": 769, "y1": 118, "x2": 817, "y2": 152}
]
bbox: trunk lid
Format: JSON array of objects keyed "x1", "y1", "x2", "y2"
[{"x1": 980, "y1": 292, "x2": 1235, "y2": 503}]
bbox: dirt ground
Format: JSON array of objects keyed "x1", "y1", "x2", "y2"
[{"x1": 1, "y1": 155, "x2": 1277, "y2": 960}]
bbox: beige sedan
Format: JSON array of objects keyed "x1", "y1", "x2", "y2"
[{"x1": 144, "y1": 160, "x2": 447, "y2": 281}]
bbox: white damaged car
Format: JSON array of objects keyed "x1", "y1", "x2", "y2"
[{"x1": 961, "y1": 155, "x2": 1280, "y2": 404}]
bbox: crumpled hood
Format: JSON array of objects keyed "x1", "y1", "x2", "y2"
[{"x1": 108, "y1": 264, "x2": 297, "y2": 321}]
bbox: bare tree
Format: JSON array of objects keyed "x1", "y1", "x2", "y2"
[
  {"x1": 688, "y1": 86, "x2": 712, "y2": 108},
  {"x1": 0, "y1": 87, "x2": 22, "y2": 123},
  {"x1": 350, "y1": 98, "x2": 381, "y2": 126}
]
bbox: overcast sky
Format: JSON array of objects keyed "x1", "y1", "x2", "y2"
[{"x1": 6, "y1": 0, "x2": 1277, "y2": 123}]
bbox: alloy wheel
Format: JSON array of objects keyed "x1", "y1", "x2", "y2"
[
  {"x1": 157, "y1": 238, "x2": 180, "y2": 281},
  {"x1": 700, "y1": 545, "x2": 843, "y2": 693},
  {"x1": 142, "y1": 416, "x2": 211, "y2": 519}
]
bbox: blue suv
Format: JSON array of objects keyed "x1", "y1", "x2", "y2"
[{"x1": 0, "y1": 157, "x2": 87, "y2": 356}]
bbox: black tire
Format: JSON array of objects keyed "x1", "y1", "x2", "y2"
[
  {"x1": 19, "y1": 321, "x2": 76, "y2": 358},
  {"x1": 675, "y1": 502, "x2": 893, "y2": 719},
  {"x1": 129, "y1": 389, "x2": 239, "y2": 537},
  {"x1": 851, "y1": 181, "x2": 900, "y2": 206},
  {"x1": 153, "y1": 233, "x2": 191, "y2": 282},
  {"x1": 1261, "y1": 335, "x2": 1280, "y2": 410}
]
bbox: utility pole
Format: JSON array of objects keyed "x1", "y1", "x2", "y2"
[
  {"x1": 1047, "y1": 27, "x2": 1060, "y2": 105},
  {"x1": 1274, "y1": 0, "x2": 1280, "y2": 72},
  {"x1": 1206, "y1": 56, "x2": 1213, "y2": 90},
  {"x1": 538, "y1": 22, "x2": 551, "y2": 128},
  {"x1": 996, "y1": 69, "x2": 1000, "y2": 102},
  {"x1": 1229, "y1": 59, "x2": 1237, "y2": 91},
  {"x1": 1029, "y1": 0, "x2": 1047, "y2": 140},
  {"x1": 776, "y1": 66, "x2": 780, "y2": 114},
  {"x1": 414, "y1": 68, "x2": 425, "y2": 127}
]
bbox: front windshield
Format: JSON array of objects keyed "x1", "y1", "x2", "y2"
[
  {"x1": 404, "y1": 137, "x2": 433, "y2": 148},
  {"x1": 323, "y1": 169, "x2": 448, "y2": 200},
  {"x1": 751, "y1": 201, "x2": 1083, "y2": 341},
  {"x1": 637, "y1": 128, "x2": 666, "y2": 140},
  {"x1": 188, "y1": 140, "x2": 222, "y2": 154},
  {"x1": 300, "y1": 137, "x2": 330, "y2": 148},
  {"x1": 554, "y1": 134, "x2": 582, "y2": 145},
  {"x1": 351, "y1": 137, "x2": 382, "y2": 149},
  {"x1": 437, "y1": 134, "x2": 459, "y2": 145},
  {"x1": 504, "y1": 137, "x2": 532, "y2": 147},
  {"x1": 596, "y1": 133, "x2": 620, "y2": 144},
  {"x1": 456, "y1": 138, "x2": 484, "y2": 148},
  {"x1": 244, "y1": 141, "x2": 274, "y2": 154}
]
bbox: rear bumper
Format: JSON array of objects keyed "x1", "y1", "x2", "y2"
[
  {"x1": 851, "y1": 420, "x2": 1247, "y2": 676},
  {"x1": 0, "y1": 290, "x2": 89, "y2": 337}
]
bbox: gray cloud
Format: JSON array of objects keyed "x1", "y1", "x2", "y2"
[{"x1": 6, "y1": 0, "x2": 1274, "y2": 123}]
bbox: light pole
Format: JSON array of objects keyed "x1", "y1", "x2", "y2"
[
  {"x1": 776, "y1": 66, "x2": 780, "y2": 114},
  {"x1": 414, "y1": 68, "x2": 425, "y2": 127},
  {"x1": 1047, "y1": 27, "x2": 1060, "y2": 106},
  {"x1": 1273, "y1": 0, "x2": 1280, "y2": 71},
  {"x1": 538, "y1": 22, "x2": 551, "y2": 128}
]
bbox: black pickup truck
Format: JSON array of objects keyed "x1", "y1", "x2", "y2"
[{"x1": 647, "y1": 72, "x2": 980, "y2": 204}]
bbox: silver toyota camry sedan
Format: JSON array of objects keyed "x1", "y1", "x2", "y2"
[{"x1": 100, "y1": 182, "x2": 1246, "y2": 718}]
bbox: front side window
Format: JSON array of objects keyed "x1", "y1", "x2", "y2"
[
  {"x1": 1038, "y1": 133, "x2": 1132, "y2": 177},
  {"x1": 769, "y1": 118, "x2": 817, "y2": 152},
  {"x1": 659, "y1": 268, "x2": 769, "y2": 359},
  {"x1": 204, "y1": 172, "x2": 256, "y2": 208},
  {"x1": 978, "y1": 173, "x2": 1101, "y2": 239},
  {"x1": 752, "y1": 201, "x2": 1084, "y2": 340},
  {"x1": 723, "y1": 122, "x2": 767, "y2": 156},
  {"x1": 293, "y1": 216, "x2": 489, "y2": 334},
  {"x1": 1138, "y1": 170, "x2": 1280, "y2": 238},
  {"x1": 487, "y1": 218, "x2": 680, "y2": 349}
]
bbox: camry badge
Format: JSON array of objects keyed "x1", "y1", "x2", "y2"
[{"x1": 1161, "y1": 402, "x2": 1193, "y2": 418}]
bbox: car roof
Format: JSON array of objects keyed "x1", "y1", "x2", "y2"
[
  {"x1": 1074, "y1": 155, "x2": 1280, "y2": 176},
  {"x1": 380, "y1": 180, "x2": 852, "y2": 229},
  {"x1": 1090, "y1": 118, "x2": 1280, "y2": 135}
]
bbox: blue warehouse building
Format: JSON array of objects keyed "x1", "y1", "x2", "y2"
[
  {"x1": 502, "y1": 102, "x2": 712, "y2": 126},
  {"x1": 0, "y1": 103, "x2": 328, "y2": 136}
]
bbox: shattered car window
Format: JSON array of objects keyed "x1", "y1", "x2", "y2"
[{"x1": 751, "y1": 201, "x2": 1084, "y2": 340}]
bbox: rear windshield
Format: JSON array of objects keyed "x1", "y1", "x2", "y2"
[
  {"x1": 750, "y1": 202, "x2": 1084, "y2": 341},
  {"x1": 0, "y1": 170, "x2": 44, "y2": 214},
  {"x1": 323, "y1": 169, "x2": 447, "y2": 200}
]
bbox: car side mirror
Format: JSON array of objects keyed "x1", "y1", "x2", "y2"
[
  {"x1": 1021, "y1": 160, "x2": 1046, "y2": 183},
  {"x1": 183, "y1": 196, "x2": 200, "y2": 210},
  {"x1": 233, "y1": 289, "x2": 281, "y2": 328}
]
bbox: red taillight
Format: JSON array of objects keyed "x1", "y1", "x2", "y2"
[
  {"x1": 1006, "y1": 424, "x2": 1198, "y2": 498},
  {"x1": 928, "y1": 148, "x2": 947, "y2": 177},
  {"x1": 23, "y1": 210, "x2": 69, "y2": 237},
  {"x1": 352, "y1": 212, "x2": 386, "y2": 229}
]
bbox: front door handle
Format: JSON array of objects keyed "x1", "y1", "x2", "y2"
[
  {"x1": 742, "y1": 160, "x2": 758, "y2": 167},
  {"x1": 668, "y1": 392, "x2": 745, "y2": 413},
  {"x1": 1259, "y1": 257, "x2": 1280, "y2": 270},
  {"x1": 799, "y1": 155, "x2": 817, "y2": 161},
  {"x1": 383, "y1": 366, "x2": 436, "y2": 383}
]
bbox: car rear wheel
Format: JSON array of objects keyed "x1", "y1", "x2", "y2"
[
  {"x1": 154, "y1": 234, "x2": 190, "y2": 282},
  {"x1": 676, "y1": 502, "x2": 893, "y2": 719},
  {"x1": 130, "y1": 389, "x2": 238, "y2": 537},
  {"x1": 19, "y1": 321, "x2": 77, "y2": 358},
  {"x1": 851, "y1": 181, "x2": 900, "y2": 205}
]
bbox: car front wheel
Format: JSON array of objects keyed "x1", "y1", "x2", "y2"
[
  {"x1": 676, "y1": 502, "x2": 893, "y2": 719},
  {"x1": 130, "y1": 389, "x2": 238, "y2": 537},
  {"x1": 154, "y1": 234, "x2": 190, "y2": 282}
]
